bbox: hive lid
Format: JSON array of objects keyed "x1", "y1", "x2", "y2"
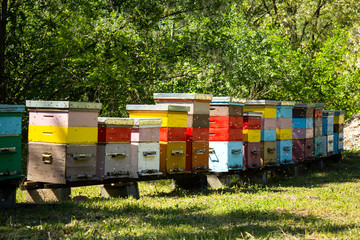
[
  {"x1": 322, "y1": 110, "x2": 335, "y2": 116},
  {"x1": 245, "y1": 100, "x2": 280, "y2": 106},
  {"x1": 132, "y1": 118, "x2": 162, "y2": 126},
  {"x1": 153, "y1": 93, "x2": 213, "y2": 101},
  {"x1": 0, "y1": 104, "x2": 25, "y2": 113},
  {"x1": 294, "y1": 103, "x2": 316, "y2": 108},
  {"x1": 211, "y1": 97, "x2": 246, "y2": 105},
  {"x1": 126, "y1": 104, "x2": 190, "y2": 112},
  {"x1": 26, "y1": 100, "x2": 102, "y2": 110},
  {"x1": 243, "y1": 111, "x2": 263, "y2": 117},
  {"x1": 333, "y1": 110, "x2": 345, "y2": 116},
  {"x1": 314, "y1": 103, "x2": 325, "y2": 109},
  {"x1": 98, "y1": 117, "x2": 134, "y2": 126},
  {"x1": 276, "y1": 101, "x2": 295, "y2": 106}
]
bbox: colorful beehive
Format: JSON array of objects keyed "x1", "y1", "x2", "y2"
[
  {"x1": 97, "y1": 118, "x2": 134, "y2": 180},
  {"x1": 208, "y1": 97, "x2": 245, "y2": 172},
  {"x1": 292, "y1": 103, "x2": 315, "y2": 162},
  {"x1": 0, "y1": 105, "x2": 25, "y2": 181},
  {"x1": 126, "y1": 105, "x2": 189, "y2": 175},
  {"x1": 242, "y1": 112, "x2": 263, "y2": 168},
  {"x1": 333, "y1": 110, "x2": 345, "y2": 154},
  {"x1": 130, "y1": 118, "x2": 162, "y2": 177},
  {"x1": 313, "y1": 103, "x2": 325, "y2": 157},
  {"x1": 26, "y1": 100, "x2": 102, "y2": 184},
  {"x1": 322, "y1": 110, "x2": 335, "y2": 156},
  {"x1": 153, "y1": 93, "x2": 212, "y2": 172},
  {"x1": 244, "y1": 100, "x2": 279, "y2": 167},
  {"x1": 276, "y1": 101, "x2": 295, "y2": 165}
]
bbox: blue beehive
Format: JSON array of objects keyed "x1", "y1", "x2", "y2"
[
  {"x1": 209, "y1": 141, "x2": 243, "y2": 172},
  {"x1": 276, "y1": 140, "x2": 293, "y2": 165}
]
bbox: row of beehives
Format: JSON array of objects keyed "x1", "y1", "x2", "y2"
[{"x1": 1, "y1": 93, "x2": 345, "y2": 186}]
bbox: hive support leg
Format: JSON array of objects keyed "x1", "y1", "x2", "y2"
[
  {"x1": 99, "y1": 182, "x2": 139, "y2": 199},
  {"x1": 206, "y1": 175, "x2": 229, "y2": 189},
  {"x1": 0, "y1": 179, "x2": 19, "y2": 208},
  {"x1": 239, "y1": 171, "x2": 268, "y2": 186},
  {"x1": 26, "y1": 188, "x2": 71, "y2": 203},
  {"x1": 283, "y1": 165, "x2": 300, "y2": 177},
  {"x1": 172, "y1": 175, "x2": 207, "y2": 190}
]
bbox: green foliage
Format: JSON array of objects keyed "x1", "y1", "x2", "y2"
[{"x1": 0, "y1": 0, "x2": 358, "y2": 117}]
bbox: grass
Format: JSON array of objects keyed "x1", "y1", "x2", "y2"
[{"x1": 1, "y1": 151, "x2": 360, "y2": 239}]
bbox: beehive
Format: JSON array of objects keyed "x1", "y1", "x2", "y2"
[
  {"x1": 242, "y1": 112, "x2": 263, "y2": 168},
  {"x1": 276, "y1": 101, "x2": 295, "y2": 165},
  {"x1": 0, "y1": 105, "x2": 25, "y2": 181},
  {"x1": 322, "y1": 110, "x2": 335, "y2": 156},
  {"x1": 127, "y1": 104, "x2": 189, "y2": 175},
  {"x1": 26, "y1": 100, "x2": 102, "y2": 184},
  {"x1": 153, "y1": 93, "x2": 212, "y2": 172},
  {"x1": 97, "y1": 118, "x2": 134, "y2": 180},
  {"x1": 208, "y1": 97, "x2": 245, "y2": 172},
  {"x1": 313, "y1": 103, "x2": 325, "y2": 157},
  {"x1": 130, "y1": 118, "x2": 162, "y2": 177},
  {"x1": 292, "y1": 103, "x2": 315, "y2": 162},
  {"x1": 245, "y1": 100, "x2": 279, "y2": 167}
]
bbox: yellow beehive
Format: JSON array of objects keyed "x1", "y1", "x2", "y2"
[
  {"x1": 126, "y1": 105, "x2": 189, "y2": 128},
  {"x1": 160, "y1": 141, "x2": 187, "y2": 174}
]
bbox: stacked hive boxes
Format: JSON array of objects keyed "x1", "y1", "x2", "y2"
[
  {"x1": 292, "y1": 103, "x2": 315, "y2": 162},
  {"x1": 244, "y1": 100, "x2": 279, "y2": 167},
  {"x1": 313, "y1": 104, "x2": 325, "y2": 157},
  {"x1": 333, "y1": 110, "x2": 345, "y2": 154},
  {"x1": 0, "y1": 105, "x2": 25, "y2": 180},
  {"x1": 97, "y1": 118, "x2": 133, "y2": 179},
  {"x1": 242, "y1": 112, "x2": 262, "y2": 168},
  {"x1": 208, "y1": 97, "x2": 245, "y2": 172},
  {"x1": 26, "y1": 101, "x2": 102, "y2": 184},
  {"x1": 322, "y1": 110, "x2": 334, "y2": 156},
  {"x1": 276, "y1": 101, "x2": 295, "y2": 165},
  {"x1": 153, "y1": 93, "x2": 212, "y2": 172},
  {"x1": 130, "y1": 118, "x2": 162, "y2": 177},
  {"x1": 126, "y1": 105, "x2": 188, "y2": 175}
]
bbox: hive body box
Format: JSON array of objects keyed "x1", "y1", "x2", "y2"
[
  {"x1": 242, "y1": 112, "x2": 263, "y2": 168},
  {"x1": 128, "y1": 118, "x2": 162, "y2": 177},
  {"x1": 313, "y1": 103, "x2": 324, "y2": 157},
  {"x1": 26, "y1": 101, "x2": 102, "y2": 184},
  {"x1": 276, "y1": 101, "x2": 295, "y2": 165},
  {"x1": 333, "y1": 110, "x2": 345, "y2": 154},
  {"x1": 97, "y1": 118, "x2": 135, "y2": 180},
  {"x1": 0, "y1": 105, "x2": 25, "y2": 181},
  {"x1": 322, "y1": 110, "x2": 335, "y2": 156},
  {"x1": 127, "y1": 105, "x2": 189, "y2": 175},
  {"x1": 208, "y1": 97, "x2": 245, "y2": 172},
  {"x1": 292, "y1": 103, "x2": 315, "y2": 162},
  {"x1": 244, "y1": 100, "x2": 279, "y2": 167},
  {"x1": 153, "y1": 93, "x2": 212, "y2": 172}
]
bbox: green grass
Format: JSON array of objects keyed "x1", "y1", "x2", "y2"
[{"x1": 1, "y1": 151, "x2": 360, "y2": 239}]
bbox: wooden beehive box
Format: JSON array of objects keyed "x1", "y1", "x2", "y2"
[
  {"x1": 0, "y1": 105, "x2": 25, "y2": 180},
  {"x1": 277, "y1": 140, "x2": 293, "y2": 165},
  {"x1": 209, "y1": 141, "x2": 243, "y2": 172},
  {"x1": 130, "y1": 118, "x2": 162, "y2": 177},
  {"x1": 97, "y1": 118, "x2": 134, "y2": 180},
  {"x1": 26, "y1": 101, "x2": 102, "y2": 184}
]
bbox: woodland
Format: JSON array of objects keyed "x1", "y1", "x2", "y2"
[{"x1": 0, "y1": 0, "x2": 359, "y2": 117}]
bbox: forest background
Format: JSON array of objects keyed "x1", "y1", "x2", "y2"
[{"x1": 0, "y1": 0, "x2": 359, "y2": 117}]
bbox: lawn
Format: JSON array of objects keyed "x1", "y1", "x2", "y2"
[{"x1": 1, "y1": 151, "x2": 360, "y2": 239}]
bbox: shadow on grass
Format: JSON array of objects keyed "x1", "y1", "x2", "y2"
[
  {"x1": 0, "y1": 197, "x2": 357, "y2": 239},
  {"x1": 266, "y1": 151, "x2": 360, "y2": 188}
]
